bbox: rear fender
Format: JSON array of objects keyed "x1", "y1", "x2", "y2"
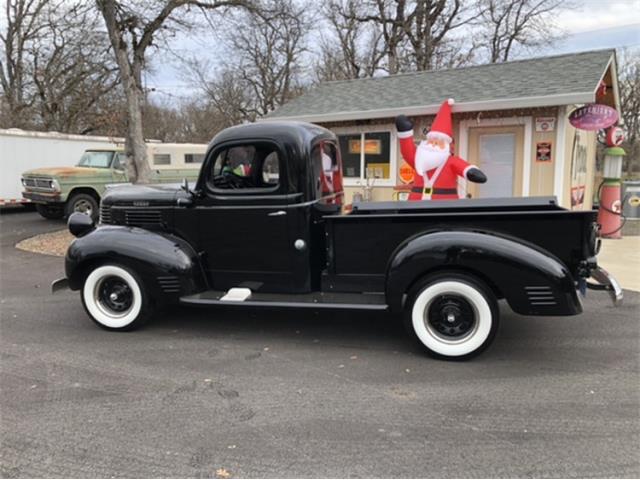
[
  {"x1": 65, "y1": 225, "x2": 207, "y2": 301},
  {"x1": 386, "y1": 230, "x2": 581, "y2": 316}
]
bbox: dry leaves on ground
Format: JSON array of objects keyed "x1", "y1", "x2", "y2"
[
  {"x1": 15, "y1": 229, "x2": 73, "y2": 257},
  {"x1": 215, "y1": 468, "x2": 232, "y2": 478}
]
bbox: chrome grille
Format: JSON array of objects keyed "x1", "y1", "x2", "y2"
[
  {"x1": 99, "y1": 204, "x2": 112, "y2": 224},
  {"x1": 157, "y1": 276, "x2": 181, "y2": 293},
  {"x1": 124, "y1": 209, "x2": 163, "y2": 227},
  {"x1": 525, "y1": 286, "x2": 557, "y2": 306},
  {"x1": 23, "y1": 177, "x2": 53, "y2": 190}
]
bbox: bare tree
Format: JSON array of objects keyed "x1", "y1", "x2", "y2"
[
  {"x1": 186, "y1": 0, "x2": 308, "y2": 121},
  {"x1": 477, "y1": 0, "x2": 566, "y2": 63},
  {"x1": 1, "y1": 0, "x2": 51, "y2": 127},
  {"x1": 315, "y1": 0, "x2": 385, "y2": 82},
  {"x1": 29, "y1": 4, "x2": 120, "y2": 133},
  {"x1": 1, "y1": 0, "x2": 121, "y2": 132},
  {"x1": 346, "y1": 0, "x2": 475, "y2": 73},
  {"x1": 95, "y1": 0, "x2": 251, "y2": 183},
  {"x1": 185, "y1": 61, "x2": 254, "y2": 124},
  {"x1": 224, "y1": 0, "x2": 309, "y2": 116},
  {"x1": 618, "y1": 50, "x2": 640, "y2": 177}
]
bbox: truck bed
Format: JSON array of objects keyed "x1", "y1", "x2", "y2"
[
  {"x1": 350, "y1": 196, "x2": 562, "y2": 214},
  {"x1": 323, "y1": 197, "x2": 596, "y2": 292}
]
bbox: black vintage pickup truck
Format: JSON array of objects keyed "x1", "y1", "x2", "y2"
[{"x1": 55, "y1": 121, "x2": 622, "y2": 359}]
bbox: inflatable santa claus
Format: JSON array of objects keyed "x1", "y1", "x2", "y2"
[{"x1": 396, "y1": 99, "x2": 486, "y2": 201}]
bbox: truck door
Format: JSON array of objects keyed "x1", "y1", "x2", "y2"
[
  {"x1": 111, "y1": 152, "x2": 128, "y2": 183},
  {"x1": 196, "y1": 142, "x2": 295, "y2": 293}
]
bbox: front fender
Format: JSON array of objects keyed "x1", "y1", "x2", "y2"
[
  {"x1": 386, "y1": 230, "x2": 581, "y2": 316},
  {"x1": 65, "y1": 225, "x2": 207, "y2": 301}
]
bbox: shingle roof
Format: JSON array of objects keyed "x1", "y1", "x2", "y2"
[{"x1": 264, "y1": 49, "x2": 615, "y2": 122}]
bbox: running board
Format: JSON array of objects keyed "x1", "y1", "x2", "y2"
[{"x1": 180, "y1": 290, "x2": 388, "y2": 311}]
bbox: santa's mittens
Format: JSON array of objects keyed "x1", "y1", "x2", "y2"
[
  {"x1": 466, "y1": 167, "x2": 487, "y2": 184},
  {"x1": 395, "y1": 115, "x2": 413, "y2": 132}
]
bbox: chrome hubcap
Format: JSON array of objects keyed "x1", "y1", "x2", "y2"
[
  {"x1": 95, "y1": 276, "x2": 133, "y2": 317},
  {"x1": 426, "y1": 294, "x2": 477, "y2": 342},
  {"x1": 74, "y1": 199, "x2": 93, "y2": 216}
]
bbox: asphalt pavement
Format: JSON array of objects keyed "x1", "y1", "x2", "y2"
[{"x1": 1, "y1": 210, "x2": 639, "y2": 478}]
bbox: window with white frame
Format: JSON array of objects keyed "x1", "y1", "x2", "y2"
[{"x1": 335, "y1": 127, "x2": 396, "y2": 186}]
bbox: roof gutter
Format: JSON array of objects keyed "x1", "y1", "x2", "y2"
[{"x1": 260, "y1": 92, "x2": 595, "y2": 123}]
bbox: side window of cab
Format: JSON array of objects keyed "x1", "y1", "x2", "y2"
[
  {"x1": 113, "y1": 153, "x2": 126, "y2": 171},
  {"x1": 207, "y1": 143, "x2": 281, "y2": 192}
]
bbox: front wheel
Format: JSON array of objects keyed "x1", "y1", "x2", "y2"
[
  {"x1": 405, "y1": 273, "x2": 499, "y2": 360},
  {"x1": 81, "y1": 264, "x2": 152, "y2": 331},
  {"x1": 66, "y1": 193, "x2": 99, "y2": 222}
]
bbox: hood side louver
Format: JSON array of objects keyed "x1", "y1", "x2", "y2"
[{"x1": 124, "y1": 209, "x2": 163, "y2": 228}]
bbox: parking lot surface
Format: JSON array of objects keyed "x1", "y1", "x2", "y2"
[{"x1": 1, "y1": 210, "x2": 639, "y2": 478}]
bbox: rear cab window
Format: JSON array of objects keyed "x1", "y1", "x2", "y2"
[{"x1": 312, "y1": 141, "x2": 343, "y2": 203}]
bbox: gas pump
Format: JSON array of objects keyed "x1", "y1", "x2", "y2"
[{"x1": 597, "y1": 126, "x2": 626, "y2": 238}]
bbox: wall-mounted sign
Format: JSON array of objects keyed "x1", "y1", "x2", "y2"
[
  {"x1": 398, "y1": 161, "x2": 414, "y2": 184},
  {"x1": 568, "y1": 104, "x2": 618, "y2": 131},
  {"x1": 349, "y1": 139, "x2": 381, "y2": 155},
  {"x1": 535, "y1": 117, "x2": 556, "y2": 132},
  {"x1": 571, "y1": 185, "x2": 586, "y2": 209},
  {"x1": 536, "y1": 142, "x2": 552, "y2": 162}
]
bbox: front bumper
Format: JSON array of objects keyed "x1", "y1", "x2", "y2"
[
  {"x1": 22, "y1": 191, "x2": 63, "y2": 204},
  {"x1": 51, "y1": 277, "x2": 69, "y2": 293},
  {"x1": 587, "y1": 267, "x2": 623, "y2": 306}
]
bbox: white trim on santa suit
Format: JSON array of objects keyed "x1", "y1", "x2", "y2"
[{"x1": 421, "y1": 159, "x2": 448, "y2": 200}]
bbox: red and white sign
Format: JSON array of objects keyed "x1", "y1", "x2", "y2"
[
  {"x1": 569, "y1": 104, "x2": 618, "y2": 131},
  {"x1": 606, "y1": 126, "x2": 625, "y2": 147},
  {"x1": 535, "y1": 117, "x2": 556, "y2": 132}
]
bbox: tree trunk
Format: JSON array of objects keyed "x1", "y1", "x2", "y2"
[
  {"x1": 124, "y1": 81, "x2": 151, "y2": 183},
  {"x1": 96, "y1": 0, "x2": 150, "y2": 184}
]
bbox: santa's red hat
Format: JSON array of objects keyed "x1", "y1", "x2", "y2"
[{"x1": 427, "y1": 98, "x2": 454, "y2": 142}]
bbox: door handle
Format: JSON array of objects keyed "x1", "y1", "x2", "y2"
[{"x1": 268, "y1": 210, "x2": 287, "y2": 217}]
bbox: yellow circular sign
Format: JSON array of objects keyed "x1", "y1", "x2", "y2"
[
  {"x1": 629, "y1": 196, "x2": 640, "y2": 207},
  {"x1": 399, "y1": 161, "x2": 414, "y2": 184}
]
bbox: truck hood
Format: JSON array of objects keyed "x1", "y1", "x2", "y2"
[
  {"x1": 102, "y1": 183, "x2": 183, "y2": 207},
  {"x1": 22, "y1": 166, "x2": 103, "y2": 178}
]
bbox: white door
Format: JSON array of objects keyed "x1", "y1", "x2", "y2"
[{"x1": 468, "y1": 126, "x2": 524, "y2": 199}]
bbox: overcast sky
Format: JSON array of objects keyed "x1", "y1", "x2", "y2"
[{"x1": 146, "y1": 0, "x2": 640, "y2": 99}]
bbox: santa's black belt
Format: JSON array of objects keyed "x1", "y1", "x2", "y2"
[{"x1": 411, "y1": 187, "x2": 458, "y2": 194}]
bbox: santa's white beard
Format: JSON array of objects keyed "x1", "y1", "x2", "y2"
[{"x1": 415, "y1": 142, "x2": 449, "y2": 175}]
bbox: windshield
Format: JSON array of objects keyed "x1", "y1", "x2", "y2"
[{"x1": 77, "y1": 151, "x2": 114, "y2": 168}]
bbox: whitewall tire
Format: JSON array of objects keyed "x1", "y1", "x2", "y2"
[
  {"x1": 406, "y1": 274, "x2": 499, "y2": 360},
  {"x1": 81, "y1": 264, "x2": 150, "y2": 331}
]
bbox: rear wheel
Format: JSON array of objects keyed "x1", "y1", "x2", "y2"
[
  {"x1": 405, "y1": 273, "x2": 499, "y2": 360},
  {"x1": 35, "y1": 204, "x2": 64, "y2": 220},
  {"x1": 81, "y1": 264, "x2": 152, "y2": 331},
  {"x1": 66, "y1": 193, "x2": 99, "y2": 222}
]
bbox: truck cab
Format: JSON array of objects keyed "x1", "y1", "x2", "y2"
[
  {"x1": 170, "y1": 122, "x2": 343, "y2": 294},
  {"x1": 58, "y1": 121, "x2": 622, "y2": 360}
]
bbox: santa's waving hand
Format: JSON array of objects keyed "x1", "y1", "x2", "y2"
[{"x1": 396, "y1": 99, "x2": 486, "y2": 201}]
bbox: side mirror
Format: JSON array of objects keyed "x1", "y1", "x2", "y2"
[
  {"x1": 68, "y1": 212, "x2": 95, "y2": 237},
  {"x1": 177, "y1": 178, "x2": 195, "y2": 207}
]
